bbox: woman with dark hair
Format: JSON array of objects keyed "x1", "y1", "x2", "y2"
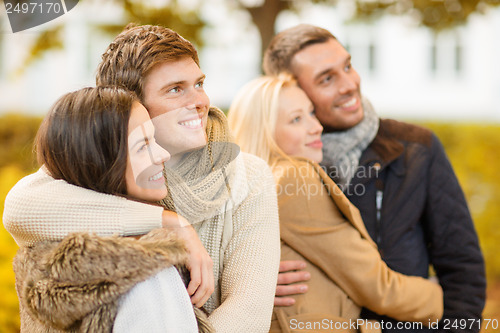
[
  {"x1": 12, "y1": 86, "x2": 212, "y2": 332},
  {"x1": 5, "y1": 24, "x2": 280, "y2": 333}
]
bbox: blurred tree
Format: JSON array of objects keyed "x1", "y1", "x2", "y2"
[
  {"x1": 17, "y1": 0, "x2": 500, "y2": 73},
  {"x1": 353, "y1": 0, "x2": 500, "y2": 31},
  {"x1": 0, "y1": 113, "x2": 42, "y2": 172},
  {"x1": 234, "y1": 0, "x2": 499, "y2": 56},
  {"x1": 97, "y1": 0, "x2": 205, "y2": 47},
  {"x1": 234, "y1": 0, "x2": 337, "y2": 56},
  {"x1": 18, "y1": 0, "x2": 205, "y2": 74}
]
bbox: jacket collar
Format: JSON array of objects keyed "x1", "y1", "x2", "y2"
[{"x1": 359, "y1": 118, "x2": 406, "y2": 177}]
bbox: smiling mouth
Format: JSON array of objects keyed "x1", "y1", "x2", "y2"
[
  {"x1": 148, "y1": 171, "x2": 164, "y2": 181},
  {"x1": 179, "y1": 118, "x2": 202, "y2": 129},
  {"x1": 306, "y1": 140, "x2": 323, "y2": 149},
  {"x1": 339, "y1": 97, "x2": 357, "y2": 108}
]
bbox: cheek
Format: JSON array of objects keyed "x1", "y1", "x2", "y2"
[
  {"x1": 309, "y1": 88, "x2": 335, "y2": 112},
  {"x1": 125, "y1": 159, "x2": 137, "y2": 194},
  {"x1": 146, "y1": 98, "x2": 177, "y2": 120},
  {"x1": 352, "y1": 70, "x2": 361, "y2": 86},
  {"x1": 276, "y1": 128, "x2": 302, "y2": 155},
  {"x1": 145, "y1": 101, "x2": 163, "y2": 119},
  {"x1": 128, "y1": 152, "x2": 153, "y2": 181},
  {"x1": 151, "y1": 113, "x2": 178, "y2": 146},
  {"x1": 201, "y1": 91, "x2": 210, "y2": 107}
]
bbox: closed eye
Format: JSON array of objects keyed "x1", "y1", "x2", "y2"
[{"x1": 137, "y1": 138, "x2": 150, "y2": 153}]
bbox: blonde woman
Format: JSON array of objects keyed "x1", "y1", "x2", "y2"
[{"x1": 228, "y1": 76, "x2": 443, "y2": 332}]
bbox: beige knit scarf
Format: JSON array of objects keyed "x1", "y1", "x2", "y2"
[{"x1": 159, "y1": 107, "x2": 240, "y2": 224}]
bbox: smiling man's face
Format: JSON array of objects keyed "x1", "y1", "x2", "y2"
[
  {"x1": 291, "y1": 38, "x2": 364, "y2": 132},
  {"x1": 142, "y1": 57, "x2": 209, "y2": 160}
]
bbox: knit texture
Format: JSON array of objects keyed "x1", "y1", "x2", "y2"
[
  {"x1": 3, "y1": 169, "x2": 163, "y2": 247},
  {"x1": 190, "y1": 153, "x2": 279, "y2": 324},
  {"x1": 3, "y1": 107, "x2": 280, "y2": 332},
  {"x1": 320, "y1": 96, "x2": 379, "y2": 190},
  {"x1": 160, "y1": 107, "x2": 242, "y2": 225}
]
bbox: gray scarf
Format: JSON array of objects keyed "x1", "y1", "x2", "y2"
[{"x1": 320, "y1": 96, "x2": 379, "y2": 191}]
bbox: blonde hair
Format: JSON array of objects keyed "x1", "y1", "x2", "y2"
[{"x1": 228, "y1": 75, "x2": 296, "y2": 166}]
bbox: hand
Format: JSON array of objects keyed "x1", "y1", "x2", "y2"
[
  {"x1": 162, "y1": 211, "x2": 214, "y2": 308},
  {"x1": 274, "y1": 260, "x2": 311, "y2": 307}
]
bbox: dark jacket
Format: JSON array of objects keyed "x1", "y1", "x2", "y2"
[{"x1": 326, "y1": 119, "x2": 486, "y2": 333}]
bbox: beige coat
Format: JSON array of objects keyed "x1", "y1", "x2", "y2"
[{"x1": 270, "y1": 158, "x2": 443, "y2": 333}]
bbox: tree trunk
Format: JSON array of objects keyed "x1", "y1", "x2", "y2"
[{"x1": 245, "y1": 0, "x2": 291, "y2": 69}]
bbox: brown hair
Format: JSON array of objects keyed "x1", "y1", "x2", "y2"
[
  {"x1": 263, "y1": 24, "x2": 336, "y2": 76},
  {"x1": 36, "y1": 86, "x2": 138, "y2": 196},
  {"x1": 96, "y1": 23, "x2": 199, "y2": 101}
]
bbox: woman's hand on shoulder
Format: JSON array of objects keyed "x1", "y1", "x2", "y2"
[{"x1": 162, "y1": 210, "x2": 214, "y2": 308}]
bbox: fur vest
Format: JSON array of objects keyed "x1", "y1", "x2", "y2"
[{"x1": 13, "y1": 229, "x2": 212, "y2": 332}]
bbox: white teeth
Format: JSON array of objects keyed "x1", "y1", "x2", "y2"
[
  {"x1": 340, "y1": 98, "x2": 357, "y2": 108},
  {"x1": 149, "y1": 171, "x2": 163, "y2": 181},
  {"x1": 180, "y1": 118, "x2": 202, "y2": 127}
]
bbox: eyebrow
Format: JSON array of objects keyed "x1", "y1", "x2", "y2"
[
  {"x1": 130, "y1": 125, "x2": 151, "y2": 149},
  {"x1": 314, "y1": 68, "x2": 333, "y2": 82},
  {"x1": 288, "y1": 109, "x2": 303, "y2": 118},
  {"x1": 159, "y1": 74, "x2": 206, "y2": 93},
  {"x1": 313, "y1": 55, "x2": 351, "y2": 82}
]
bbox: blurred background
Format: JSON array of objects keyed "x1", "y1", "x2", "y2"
[{"x1": 1, "y1": 0, "x2": 499, "y2": 331}]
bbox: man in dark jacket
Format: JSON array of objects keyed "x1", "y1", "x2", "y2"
[{"x1": 263, "y1": 24, "x2": 485, "y2": 332}]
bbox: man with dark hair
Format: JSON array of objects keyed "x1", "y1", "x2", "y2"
[{"x1": 264, "y1": 24, "x2": 485, "y2": 332}]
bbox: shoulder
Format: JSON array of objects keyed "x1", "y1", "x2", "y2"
[
  {"x1": 239, "y1": 152, "x2": 274, "y2": 183},
  {"x1": 273, "y1": 157, "x2": 323, "y2": 188},
  {"x1": 5, "y1": 167, "x2": 123, "y2": 202},
  {"x1": 4, "y1": 168, "x2": 51, "y2": 205},
  {"x1": 379, "y1": 118, "x2": 433, "y2": 147},
  {"x1": 228, "y1": 152, "x2": 276, "y2": 206},
  {"x1": 240, "y1": 151, "x2": 270, "y2": 169},
  {"x1": 9, "y1": 168, "x2": 51, "y2": 190}
]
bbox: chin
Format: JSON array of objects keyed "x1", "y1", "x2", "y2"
[
  {"x1": 312, "y1": 155, "x2": 323, "y2": 164},
  {"x1": 146, "y1": 191, "x2": 167, "y2": 202},
  {"x1": 304, "y1": 152, "x2": 323, "y2": 164},
  {"x1": 336, "y1": 112, "x2": 364, "y2": 130}
]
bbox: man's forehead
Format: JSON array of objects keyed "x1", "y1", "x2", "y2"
[
  {"x1": 144, "y1": 58, "x2": 203, "y2": 85},
  {"x1": 292, "y1": 39, "x2": 349, "y2": 74}
]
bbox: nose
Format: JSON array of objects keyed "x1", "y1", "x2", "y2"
[
  {"x1": 308, "y1": 115, "x2": 323, "y2": 135},
  {"x1": 186, "y1": 88, "x2": 210, "y2": 110},
  {"x1": 150, "y1": 142, "x2": 170, "y2": 164},
  {"x1": 338, "y1": 71, "x2": 358, "y2": 95}
]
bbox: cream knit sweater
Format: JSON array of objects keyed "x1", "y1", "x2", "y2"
[{"x1": 3, "y1": 152, "x2": 280, "y2": 333}]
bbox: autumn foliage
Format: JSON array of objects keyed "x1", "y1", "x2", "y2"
[{"x1": 0, "y1": 114, "x2": 499, "y2": 331}]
